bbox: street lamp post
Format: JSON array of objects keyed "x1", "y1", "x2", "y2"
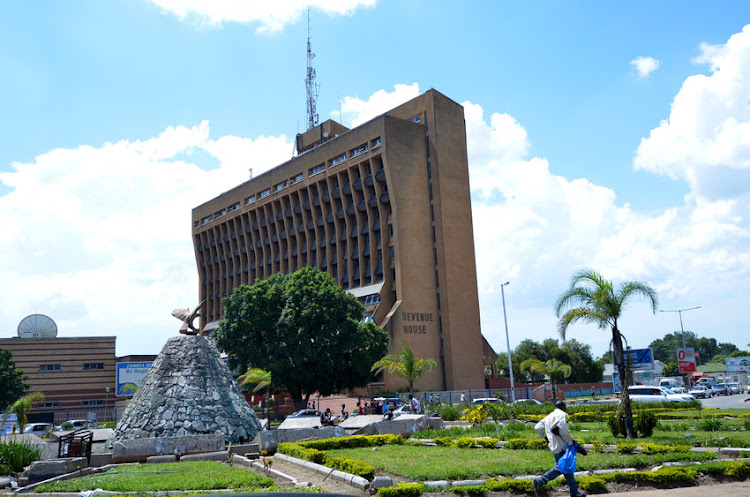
[
  {"x1": 501, "y1": 281, "x2": 516, "y2": 403},
  {"x1": 659, "y1": 306, "x2": 701, "y2": 348}
]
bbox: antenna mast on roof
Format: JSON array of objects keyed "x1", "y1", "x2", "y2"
[{"x1": 305, "y1": 9, "x2": 320, "y2": 130}]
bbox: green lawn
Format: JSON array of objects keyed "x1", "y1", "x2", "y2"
[
  {"x1": 327, "y1": 445, "x2": 717, "y2": 481},
  {"x1": 33, "y1": 461, "x2": 279, "y2": 493},
  {"x1": 419, "y1": 417, "x2": 750, "y2": 448}
]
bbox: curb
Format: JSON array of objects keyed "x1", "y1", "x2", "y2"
[{"x1": 274, "y1": 453, "x2": 370, "y2": 489}]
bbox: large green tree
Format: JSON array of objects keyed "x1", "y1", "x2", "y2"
[
  {"x1": 371, "y1": 340, "x2": 437, "y2": 394},
  {"x1": 649, "y1": 332, "x2": 742, "y2": 364},
  {"x1": 214, "y1": 267, "x2": 389, "y2": 409},
  {"x1": 555, "y1": 269, "x2": 658, "y2": 439},
  {"x1": 496, "y1": 338, "x2": 602, "y2": 384},
  {"x1": 0, "y1": 349, "x2": 28, "y2": 411}
]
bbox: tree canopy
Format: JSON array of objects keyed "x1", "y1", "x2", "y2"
[
  {"x1": 495, "y1": 338, "x2": 603, "y2": 384},
  {"x1": 0, "y1": 349, "x2": 28, "y2": 411},
  {"x1": 214, "y1": 267, "x2": 389, "y2": 407},
  {"x1": 555, "y1": 268, "x2": 658, "y2": 439},
  {"x1": 649, "y1": 332, "x2": 745, "y2": 364}
]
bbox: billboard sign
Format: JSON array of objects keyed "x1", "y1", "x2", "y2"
[
  {"x1": 116, "y1": 362, "x2": 153, "y2": 396},
  {"x1": 612, "y1": 348, "x2": 654, "y2": 371},
  {"x1": 677, "y1": 348, "x2": 696, "y2": 373},
  {"x1": 726, "y1": 356, "x2": 750, "y2": 372}
]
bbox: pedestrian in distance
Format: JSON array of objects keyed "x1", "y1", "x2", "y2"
[
  {"x1": 532, "y1": 399, "x2": 587, "y2": 497},
  {"x1": 408, "y1": 394, "x2": 421, "y2": 414}
]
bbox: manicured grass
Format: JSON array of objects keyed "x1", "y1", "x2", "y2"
[
  {"x1": 33, "y1": 461, "x2": 278, "y2": 493},
  {"x1": 419, "y1": 419, "x2": 750, "y2": 448},
  {"x1": 327, "y1": 445, "x2": 717, "y2": 481}
]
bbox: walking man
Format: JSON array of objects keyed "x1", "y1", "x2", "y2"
[{"x1": 533, "y1": 400, "x2": 586, "y2": 497}]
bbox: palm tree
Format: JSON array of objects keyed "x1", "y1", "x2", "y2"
[
  {"x1": 520, "y1": 358, "x2": 572, "y2": 400},
  {"x1": 555, "y1": 269, "x2": 658, "y2": 439},
  {"x1": 2, "y1": 391, "x2": 45, "y2": 433},
  {"x1": 238, "y1": 368, "x2": 273, "y2": 418},
  {"x1": 237, "y1": 367, "x2": 272, "y2": 395},
  {"x1": 371, "y1": 341, "x2": 437, "y2": 394}
]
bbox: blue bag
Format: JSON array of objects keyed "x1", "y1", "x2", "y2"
[{"x1": 556, "y1": 443, "x2": 577, "y2": 474}]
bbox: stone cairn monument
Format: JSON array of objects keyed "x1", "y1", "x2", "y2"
[{"x1": 106, "y1": 303, "x2": 261, "y2": 447}]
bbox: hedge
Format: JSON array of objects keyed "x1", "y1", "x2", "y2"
[{"x1": 378, "y1": 482, "x2": 424, "y2": 497}]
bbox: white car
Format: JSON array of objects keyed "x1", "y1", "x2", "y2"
[
  {"x1": 628, "y1": 385, "x2": 695, "y2": 403},
  {"x1": 472, "y1": 397, "x2": 504, "y2": 405},
  {"x1": 689, "y1": 385, "x2": 710, "y2": 399},
  {"x1": 728, "y1": 382, "x2": 741, "y2": 394}
]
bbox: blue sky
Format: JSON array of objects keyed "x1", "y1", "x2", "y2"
[{"x1": 2, "y1": 1, "x2": 749, "y2": 361}]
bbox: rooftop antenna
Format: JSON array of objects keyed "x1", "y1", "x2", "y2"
[{"x1": 305, "y1": 9, "x2": 320, "y2": 131}]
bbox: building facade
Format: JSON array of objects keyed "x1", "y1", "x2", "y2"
[
  {"x1": 0, "y1": 336, "x2": 117, "y2": 423},
  {"x1": 191, "y1": 89, "x2": 488, "y2": 391}
]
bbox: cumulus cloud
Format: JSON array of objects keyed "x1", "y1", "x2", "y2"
[
  {"x1": 634, "y1": 25, "x2": 750, "y2": 202},
  {"x1": 631, "y1": 56, "x2": 660, "y2": 79},
  {"x1": 337, "y1": 83, "x2": 420, "y2": 127},
  {"x1": 0, "y1": 123, "x2": 292, "y2": 353},
  {"x1": 149, "y1": 0, "x2": 376, "y2": 33}
]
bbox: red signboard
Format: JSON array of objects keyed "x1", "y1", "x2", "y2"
[{"x1": 678, "y1": 348, "x2": 696, "y2": 373}]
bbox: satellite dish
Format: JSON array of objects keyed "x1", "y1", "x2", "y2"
[{"x1": 17, "y1": 314, "x2": 58, "y2": 339}]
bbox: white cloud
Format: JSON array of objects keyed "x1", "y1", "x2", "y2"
[
  {"x1": 631, "y1": 56, "x2": 660, "y2": 79},
  {"x1": 634, "y1": 25, "x2": 750, "y2": 202},
  {"x1": 149, "y1": 0, "x2": 376, "y2": 33},
  {"x1": 337, "y1": 83, "x2": 420, "y2": 128},
  {"x1": 0, "y1": 122, "x2": 292, "y2": 355}
]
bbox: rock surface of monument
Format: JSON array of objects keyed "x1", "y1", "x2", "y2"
[{"x1": 107, "y1": 335, "x2": 261, "y2": 447}]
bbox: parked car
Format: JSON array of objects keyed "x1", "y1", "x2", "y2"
[
  {"x1": 728, "y1": 382, "x2": 741, "y2": 394},
  {"x1": 713, "y1": 383, "x2": 729, "y2": 396},
  {"x1": 688, "y1": 385, "x2": 710, "y2": 399},
  {"x1": 287, "y1": 409, "x2": 322, "y2": 418},
  {"x1": 472, "y1": 397, "x2": 504, "y2": 405},
  {"x1": 55, "y1": 419, "x2": 100, "y2": 431},
  {"x1": 628, "y1": 385, "x2": 695, "y2": 403},
  {"x1": 23, "y1": 423, "x2": 54, "y2": 436},
  {"x1": 512, "y1": 398, "x2": 543, "y2": 406}
]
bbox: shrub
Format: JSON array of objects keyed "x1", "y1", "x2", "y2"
[
  {"x1": 0, "y1": 439, "x2": 43, "y2": 474},
  {"x1": 431, "y1": 403, "x2": 464, "y2": 421},
  {"x1": 434, "y1": 437, "x2": 453, "y2": 447},
  {"x1": 505, "y1": 438, "x2": 548, "y2": 450},
  {"x1": 326, "y1": 455, "x2": 376, "y2": 481},
  {"x1": 378, "y1": 482, "x2": 425, "y2": 497},
  {"x1": 473, "y1": 438, "x2": 500, "y2": 448},
  {"x1": 577, "y1": 476, "x2": 607, "y2": 493},
  {"x1": 634, "y1": 410, "x2": 658, "y2": 437},
  {"x1": 698, "y1": 418, "x2": 726, "y2": 432},
  {"x1": 452, "y1": 484, "x2": 487, "y2": 495},
  {"x1": 607, "y1": 411, "x2": 626, "y2": 438},
  {"x1": 454, "y1": 437, "x2": 476, "y2": 448},
  {"x1": 485, "y1": 479, "x2": 534, "y2": 493}
]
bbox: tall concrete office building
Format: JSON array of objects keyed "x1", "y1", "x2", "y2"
[{"x1": 192, "y1": 89, "x2": 489, "y2": 390}]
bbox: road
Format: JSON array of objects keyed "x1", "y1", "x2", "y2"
[{"x1": 700, "y1": 392, "x2": 750, "y2": 409}]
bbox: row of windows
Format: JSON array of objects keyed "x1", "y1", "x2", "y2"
[
  {"x1": 196, "y1": 160, "x2": 393, "y2": 320},
  {"x1": 195, "y1": 137, "x2": 382, "y2": 228},
  {"x1": 39, "y1": 363, "x2": 105, "y2": 372}
]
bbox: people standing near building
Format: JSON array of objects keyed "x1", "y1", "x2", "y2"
[
  {"x1": 532, "y1": 400, "x2": 586, "y2": 497},
  {"x1": 340, "y1": 403, "x2": 348, "y2": 420},
  {"x1": 408, "y1": 394, "x2": 421, "y2": 414},
  {"x1": 460, "y1": 392, "x2": 466, "y2": 404},
  {"x1": 436, "y1": 393, "x2": 441, "y2": 404}
]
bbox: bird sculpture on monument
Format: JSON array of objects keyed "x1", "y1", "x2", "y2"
[{"x1": 171, "y1": 300, "x2": 207, "y2": 336}]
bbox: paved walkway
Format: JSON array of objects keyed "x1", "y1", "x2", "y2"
[{"x1": 601, "y1": 481, "x2": 750, "y2": 496}]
